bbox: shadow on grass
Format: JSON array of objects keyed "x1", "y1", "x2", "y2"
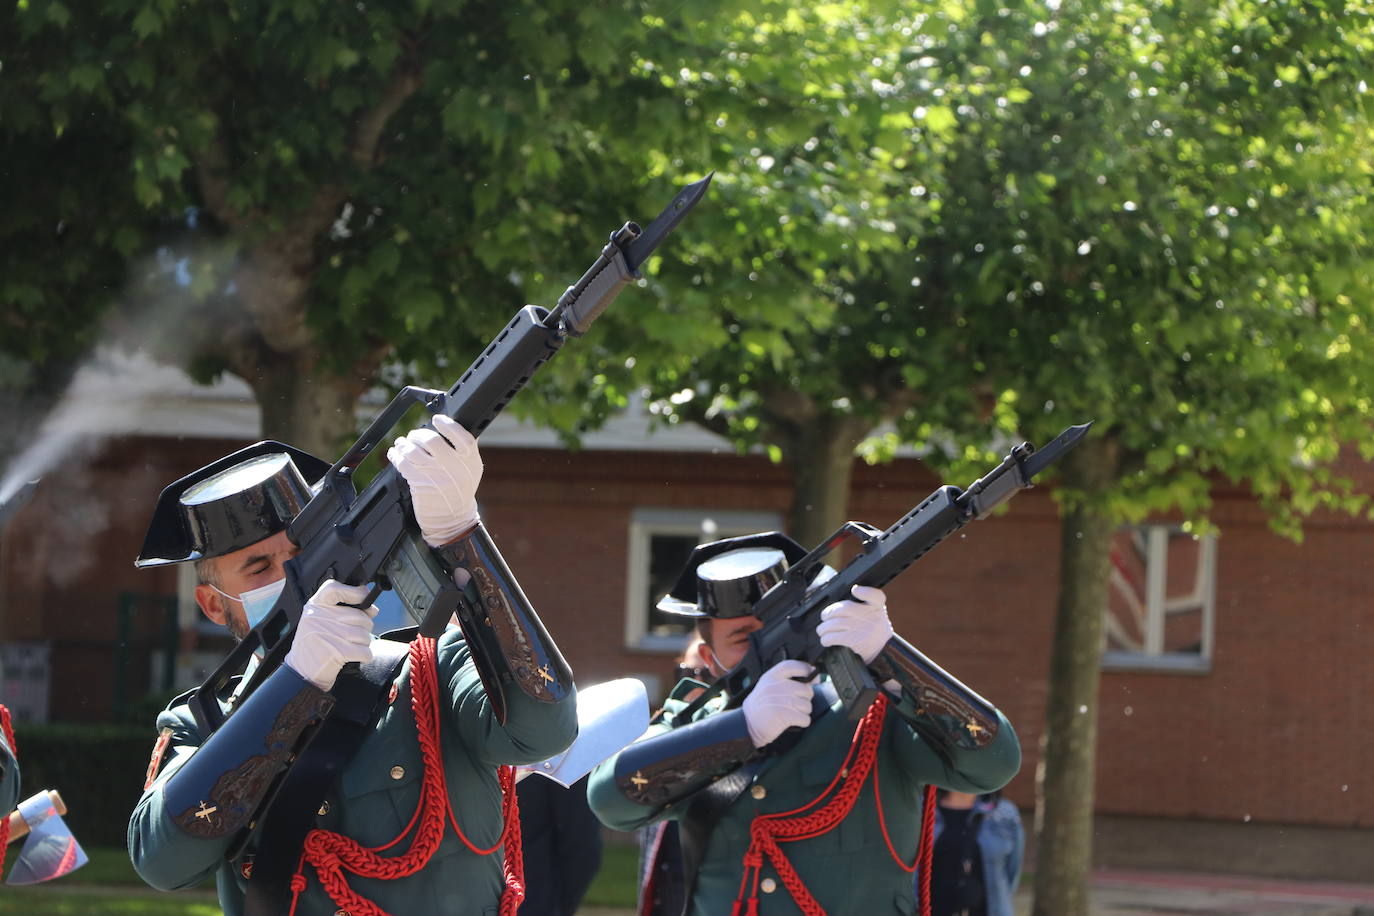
[{"x1": 0, "y1": 886, "x2": 219, "y2": 916}]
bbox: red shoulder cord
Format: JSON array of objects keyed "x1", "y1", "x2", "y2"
[
  {"x1": 731, "y1": 693, "x2": 938, "y2": 916},
  {"x1": 0, "y1": 705, "x2": 14, "y2": 874},
  {"x1": 287, "y1": 636, "x2": 525, "y2": 916}
]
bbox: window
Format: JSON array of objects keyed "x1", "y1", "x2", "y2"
[
  {"x1": 1102, "y1": 524, "x2": 1216, "y2": 672},
  {"x1": 624, "y1": 508, "x2": 783, "y2": 651}
]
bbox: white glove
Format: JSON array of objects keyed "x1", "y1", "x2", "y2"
[
  {"x1": 742, "y1": 659, "x2": 815, "y2": 748},
  {"x1": 388, "y1": 413, "x2": 483, "y2": 547},
  {"x1": 817, "y1": 584, "x2": 894, "y2": 664},
  {"x1": 285, "y1": 580, "x2": 378, "y2": 690}
]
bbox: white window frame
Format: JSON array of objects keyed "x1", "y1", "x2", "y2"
[
  {"x1": 623, "y1": 507, "x2": 783, "y2": 652},
  {"x1": 1101, "y1": 523, "x2": 1216, "y2": 673}
]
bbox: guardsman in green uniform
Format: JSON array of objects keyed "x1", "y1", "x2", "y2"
[
  {"x1": 128, "y1": 415, "x2": 577, "y2": 915},
  {"x1": 588, "y1": 533, "x2": 1021, "y2": 916}
]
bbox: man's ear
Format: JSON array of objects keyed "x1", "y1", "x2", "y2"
[
  {"x1": 194, "y1": 583, "x2": 228, "y2": 627},
  {"x1": 698, "y1": 640, "x2": 724, "y2": 678}
]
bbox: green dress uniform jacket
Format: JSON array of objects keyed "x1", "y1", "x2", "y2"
[
  {"x1": 129, "y1": 626, "x2": 577, "y2": 916},
  {"x1": 589, "y1": 678, "x2": 1020, "y2": 916}
]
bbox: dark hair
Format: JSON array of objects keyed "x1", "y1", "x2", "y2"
[{"x1": 695, "y1": 617, "x2": 715, "y2": 647}]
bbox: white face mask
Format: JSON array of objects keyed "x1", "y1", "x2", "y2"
[{"x1": 208, "y1": 578, "x2": 286, "y2": 630}]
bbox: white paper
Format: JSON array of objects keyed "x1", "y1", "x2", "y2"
[{"x1": 518, "y1": 678, "x2": 650, "y2": 787}]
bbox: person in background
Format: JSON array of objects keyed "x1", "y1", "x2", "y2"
[
  {"x1": 516, "y1": 773, "x2": 603, "y2": 916},
  {"x1": 925, "y1": 789, "x2": 1025, "y2": 916}
]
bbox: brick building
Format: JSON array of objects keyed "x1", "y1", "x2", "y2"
[{"x1": 0, "y1": 367, "x2": 1369, "y2": 880}]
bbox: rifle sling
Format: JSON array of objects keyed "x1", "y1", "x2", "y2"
[{"x1": 241, "y1": 631, "x2": 414, "y2": 915}]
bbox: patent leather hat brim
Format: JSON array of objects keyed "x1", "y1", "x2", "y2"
[
  {"x1": 135, "y1": 441, "x2": 330, "y2": 568},
  {"x1": 654, "y1": 531, "x2": 808, "y2": 619}
]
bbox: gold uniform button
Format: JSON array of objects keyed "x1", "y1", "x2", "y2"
[
  {"x1": 761, "y1": 878, "x2": 777, "y2": 894},
  {"x1": 317, "y1": 801, "x2": 330, "y2": 816},
  {"x1": 750, "y1": 784, "x2": 767, "y2": 800},
  {"x1": 390, "y1": 766, "x2": 405, "y2": 780}
]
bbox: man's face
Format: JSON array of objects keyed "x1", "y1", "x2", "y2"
[
  {"x1": 193, "y1": 530, "x2": 298, "y2": 640},
  {"x1": 700, "y1": 614, "x2": 764, "y2": 675}
]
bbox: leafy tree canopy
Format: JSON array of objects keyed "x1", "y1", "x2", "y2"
[
  {"x1": 1, "y1": 0, "x2": 756, "y2": 453},
  {"x1": 642, "y1": 0, "x2": 1374, "y2": 534}
]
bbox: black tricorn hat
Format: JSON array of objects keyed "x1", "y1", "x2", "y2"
[
  {"x1": 134, "y1": 441, "x2": 330, "y2": 568},
  {"x1": 656, "y1": 531, "x2": 810, "y2": 619}
]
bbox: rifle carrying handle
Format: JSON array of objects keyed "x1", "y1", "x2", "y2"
[{"x1": 5, "y1": 790, "x2": 66, "y2": 844}]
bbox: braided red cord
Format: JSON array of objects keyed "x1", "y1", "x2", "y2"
[
  {"x1": 495, "y1": 764, "x2": 525, "y2": 916},
  {"x1": 917, "y1": 784, "x2": 936, "y2": 916},
  {"x1": 732, "y1": 693, "x2": 890, "y2": 916},
  {"x1": 864, "y1": 710, "x2": 938, "y2": 916},
  {"x1": 288, "y1": 637, "x2": 522, "y2": 916},
  {"x1": 0, "y1": 705, "x2": 14, "y2": 875}
]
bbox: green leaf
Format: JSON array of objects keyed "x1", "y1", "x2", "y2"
[
  {"x1": 131, "y1": 6, "x2": 161, "y2": 37},
  {"x1": 67, "y1": 63, "x2": 104, "y2": 92},
  {"x1": 46, "y1": 0, "x2": 70, "y2": 27},
  {"x1": 920, "y1": 105, "x2": 957, "y2": 138}
]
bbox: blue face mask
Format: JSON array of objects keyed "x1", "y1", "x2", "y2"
[{"x1": 209, "y1": 578, "x2": 286, "y2": 630}]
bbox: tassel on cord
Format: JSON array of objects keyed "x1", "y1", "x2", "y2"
[{"x1": 287, "y1": 637, "x2": 524, "y2": 916}]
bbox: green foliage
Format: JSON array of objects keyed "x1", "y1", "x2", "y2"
[
  {"x1": 2, "y1": 0, "x2": 1370, "y2": 521},
  {"x1": 0, "y1": 0, "x2": 765, "y2": 446},
  {"x1": 640, "y1": 0, "x2": 1374, "y2": 537},
  {"x1": 892, "y1": 0, "x2": 1374, "y2": 533}
]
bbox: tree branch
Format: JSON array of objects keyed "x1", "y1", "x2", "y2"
[{"x1": 350, "y1": 60, "x2": 425, "y2": 170}]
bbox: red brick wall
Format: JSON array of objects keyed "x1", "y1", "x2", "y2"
[
  {"x1": 0, "y1": 435, "x2": 249, "y2": 721},
  {"x1": 1094, "y1": 498, "x2": 1372, "y2": 829}
]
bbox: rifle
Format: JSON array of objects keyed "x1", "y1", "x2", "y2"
[
  {"x1": 679, "y1": 422, "x2": 1092, "y2": 727},
  {"x1": 190, "y1": 174, "x2": 712, "y2": 736}
]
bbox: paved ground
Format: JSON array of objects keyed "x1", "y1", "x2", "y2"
[
  {"x1": 579, "y1": 870, "x2": 1374, "y2": 915},
  {"x1": 1053, "y1": 870, "x2": 1374, "y2": 916}
]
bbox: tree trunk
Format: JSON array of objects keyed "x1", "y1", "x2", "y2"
[
  {"x1": 193, "y1": 67, "x2": 421, "y2": 460},
  {"x1": 781, "y1": 414, "x2": 872, "y2": 547},
  {"x1": 1031, "y1": 435, "x2": 1120, "y2": 916},
  {"x1": 240, "y1": 348, "x2": 373, "y2": 458}
]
